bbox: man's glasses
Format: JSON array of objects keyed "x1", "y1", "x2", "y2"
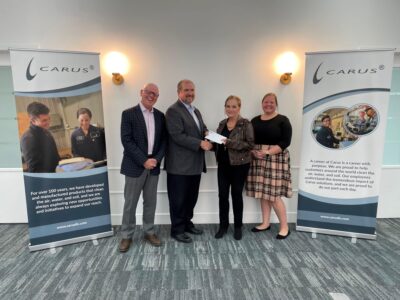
[{"x1": 143, "y1": 90, "x2": 159, "y2": 97}]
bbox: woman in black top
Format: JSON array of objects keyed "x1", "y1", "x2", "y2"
[
  {"x1": 214, "y1": 95, "x2": 254, "y2": 240},
  {"x1": 71, "y1": 108, "x2": 106, "y2": 163},
  {"x1": 246, "y1": 93, "x2": 293, "y2": 239}
]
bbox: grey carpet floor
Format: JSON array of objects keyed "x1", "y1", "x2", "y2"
[{"x1": 0, "y1": 220, "x2": 399, "y2": 300}]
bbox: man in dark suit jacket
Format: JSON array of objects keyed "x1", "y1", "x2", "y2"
[
  {"x1": 119, "y1": 83, "x2": 167, "y2": 252},
  {"x1": 21, "y1": 102, "x2": 60, "y2": 173},
  {"x1": 165, "y1": 79, "x2": 213, "y2": 243}
]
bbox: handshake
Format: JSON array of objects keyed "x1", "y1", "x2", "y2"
[{"x1": 200, "y1": 140, "x2": 213, "y2": 151}]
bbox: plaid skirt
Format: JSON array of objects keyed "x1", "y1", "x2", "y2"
[{"x1": 246, "y1": 145, "x2": 292, "y2": 202}]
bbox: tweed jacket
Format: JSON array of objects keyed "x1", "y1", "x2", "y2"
[
  {"x1": 120, "y1": 104, "x2": 166, "y2": 177},
  {"x1": 216, "y1": 117, "x2": 254, "y2": 165},
  {"x1": 165, "y1": 100, "x2": 208, "y2": 175}
]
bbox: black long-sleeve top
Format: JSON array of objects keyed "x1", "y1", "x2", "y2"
[
  {"x1": 251, "y1": 114, "x2": 292, "y2": 149},
  {"x1": 216, "y1": 125, "x2": 231, "y2": 165}
]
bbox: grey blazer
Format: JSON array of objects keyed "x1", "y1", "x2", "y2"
[{"x1": 165, "y1": 100, "x2": 208, "y2": 175}]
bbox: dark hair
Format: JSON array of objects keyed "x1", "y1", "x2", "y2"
[
  {"x1": 225, "y1": 95, "x2": 241, "y2": 107},
  {"x1": 76, "y1": 108, "x2": 92, "y2": 119},
  {"x1": 262, "y1": 93, "x2": 278, "y2": 106},
  {"x1": 177, "y1": 79, "x2": 194, "y2": 92},
  {"x1": 321, "y1": 115, "x2": 331, "y2": 122},
  {"x1": 27, "y1": 102, "x2": 50, "y2": 117}
]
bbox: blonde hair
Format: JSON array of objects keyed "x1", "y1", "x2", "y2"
[{"x1": 225, "y1": 95, "x2": 241, "y2": 107}]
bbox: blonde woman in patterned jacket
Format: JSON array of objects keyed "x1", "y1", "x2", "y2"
[{"x1": 214, "y1": 95, "x2": 254, "y2": 240}]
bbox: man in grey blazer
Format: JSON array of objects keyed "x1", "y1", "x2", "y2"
[
  {"x1": 165, "y1": 79, "x2": 212, "y2": 243},
  {"x1": 119, "y1": 83, "x2": 167, "y2": 252}
]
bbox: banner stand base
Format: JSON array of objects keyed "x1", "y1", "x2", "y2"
[
  {"x1": 296, "y1": 226, "x2": 376, "y2": 240},
  {"x1": 28, "y1": 230, "x2": 114, "y2": 252}
]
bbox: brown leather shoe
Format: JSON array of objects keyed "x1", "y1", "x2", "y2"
[
  {"x1": 144, "y1": 234, "x2": 162, "y2": 247},
  {"x1": 119, "y1": 238, "x2": 132, "y2": 252}
]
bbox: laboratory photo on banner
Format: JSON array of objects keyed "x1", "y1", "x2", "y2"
[
  {"x1": 16, "y1": 91, "x2": 107, "y2": 174},
  {"x1": 344, "y1": 104, "x2": 379, "y2": 136},
  {"x1": 312, "y1": 107, "x2": 358, "y2": 150}
]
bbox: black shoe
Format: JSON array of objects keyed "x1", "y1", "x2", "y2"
[
  {"x1": 172, "y1": 233, "x2": 193, "y2": 243},
  {"x1": 234, "y1": 227, "x2": 242, "y2": 240},
  {"x1": 251, "y1": 225, "x2": 271, "y2": 232},
  {"x1": 185, "y1": 226, "x2": 203, "y2": 235},
  {"x1": 276, "y1": 230, "x2": 290, "y2": 240},
  {"x1": 215, "y1": 227, "x2": 228, "y2": 239}
]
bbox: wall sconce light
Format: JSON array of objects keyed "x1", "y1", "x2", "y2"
[
  {"x1": 103, "y1": 51, "x2": 129, "y2": 85},
  {"x1": 280, "y1": 72, "x2": 292, "y2": 85},
  {"x1": 112, "y1": 73, "x2": 124, "y2": 85},
  {"x1": 274, "y1": 51, "x2": 299, "y2": 85}
]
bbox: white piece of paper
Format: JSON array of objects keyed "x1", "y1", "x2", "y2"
[{"x1": 205, "y1": 130, "x2": 226, "y2": 144}]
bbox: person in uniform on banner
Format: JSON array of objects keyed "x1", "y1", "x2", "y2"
[
  {"x1": 71, "y1": 107, "x2": 107, "y2": 165},
  {"x1": 365, "y1": 106, "x2": 378, "y2": 134},
  {"x1": 21, "y1": 102, "x2": 60, "y2": 173},
  {"x1": 119, "y1": 83, "x2": 167, "y2": 252},
  {"x1": 354, "y1": 110, "x2": 368, "y2": 134},
  {"x1": 316, "y1": 115, "x2": 340, "y2": 149}
]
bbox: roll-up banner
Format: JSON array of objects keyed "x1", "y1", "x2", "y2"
[
  {"x1": 297, "y1": 49, "x2": 394, "y2": 239},
  {"x1": 10, "y1": 49, "x2": 113, "y2": 251}
]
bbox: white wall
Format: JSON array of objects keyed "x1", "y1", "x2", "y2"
[{"x1": 1, "y1": 0, "x2": 399, "y2": 223}]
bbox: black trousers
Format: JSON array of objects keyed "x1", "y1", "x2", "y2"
[
  {"x1": 217, "y1": 163, "x2": 250, "y2": 228},
  {"x1": 167, "y1": 173, "x2": 201, "y2": 236}
]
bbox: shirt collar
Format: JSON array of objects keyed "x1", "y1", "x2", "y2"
[
  {"x1": 139, "y1": 102, "x2": 154, "y2": 113},
  {"x1": 179, "y1": 99, "x2": 195, "y2": 111}
]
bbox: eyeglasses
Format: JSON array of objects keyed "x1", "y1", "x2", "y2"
[{"x1": 143, "y1": 90, "x2": 159, "y2": 97}]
